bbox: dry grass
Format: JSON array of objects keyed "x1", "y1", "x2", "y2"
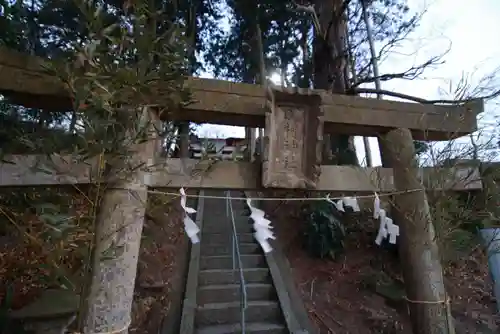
[{"x1": 265, "y1": 191, "x2": 498, "y2": 333}]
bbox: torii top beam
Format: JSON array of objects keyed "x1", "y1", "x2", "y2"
[{"x1": 0, "y1": 47, "x2": 483, "y2": 141}]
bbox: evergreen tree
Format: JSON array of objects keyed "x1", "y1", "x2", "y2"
[
  {"x1": 0, "y1": 0, "x2": 223, "y2": 153},
  {"x1": 0, "y1": 0, "x2": 430, "y2": 157},
  {"x1": 204, "y1": 0, "x2": 432, "y2": 163}
]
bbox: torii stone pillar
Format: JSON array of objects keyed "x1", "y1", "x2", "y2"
[
  {"x1": 382, "y1": 128, "x2": 454, "y2": 334},
  {"x1": 82, "y1": 107, "x2": 162, "y2": 334}
]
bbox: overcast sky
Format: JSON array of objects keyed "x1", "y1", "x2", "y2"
[{"x1": 197, "y1": 0, "x2": 500, "y2": 165}]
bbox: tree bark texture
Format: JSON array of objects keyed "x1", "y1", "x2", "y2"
[
  {"x1": 179, "y1": 122, "x2": 190, "y2": 158},
  {"x1": 312, "y1": 0, "x2": 358, "y2": 165}
]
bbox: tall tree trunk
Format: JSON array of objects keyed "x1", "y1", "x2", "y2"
[
  {"x1": 300, "y1": 21, "x2": 311, "y2": 88},
  {"x1": 178, "y1": 1, "x2": 199, "y2": 158},
  {"x1": 69, "y1": 111, "x2": 78, "y2": 133},
  {"x1": 242, "y1": 4, "x2": 267, "y2": 161},
  {"x1": 279, "y1": 19, "x2": 287, "y2": 86},
  {"x1": 313, "y1": 0, "x2": 358, "y2": 165},
  {"x1": 178, "y1": 122, "x2": 190, "y2": 158}
]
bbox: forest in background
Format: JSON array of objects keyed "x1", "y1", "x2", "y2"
[{"x1": 0, "y1": 0, "x2": 444, "y2": 161}]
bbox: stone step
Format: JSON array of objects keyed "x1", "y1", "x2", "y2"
[
  {"x1": 203, "y1": 202, "x2": 248, "y2": 211},
  {"x1": 202, "y1": 222, "x2": 253, "y2": 234},
  {"x1": 202, "y1": 198, "x2": 246, "y2": 207},
  {"x1": 203, "y1": 233, "x2": 255, "y2": 244},
  {"x1": 196, "y1": 322, "x2": 287, "y2": 334},
  {"x1": 198, "y1": 268, "x2": 271, "y2": 286},
  {"x1": 200, "y1": 255, "x2": 266, "y2": 270},
  {"x1": 195, "y1": 301, "x2": 282, "y2": 327},
  {"x1": 201, "y1": 209, "x2": 248, "y2": 217},
  {"x1": 202, "y1": 227, "x2": 254, "y2": 235},
  {"x1": 203, "y1": 215, "x2": 253, "y2": 225},
  {"x1": 201, "y1": 243, "x2": 261, "y2": 256},
  {"x1": 184, "y1": 191, "x2": 288, "y2": 333},
  {"x1": 197, "y1": 283, "x2": 276, "y2": 305}
]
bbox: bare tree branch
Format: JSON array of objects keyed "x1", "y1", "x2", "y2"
[
  {"x1": 349, "y1": 56, "x2": 444, "y2": 88},
  {"x1": 291, "y1": 2, "x2": 322, "y2": 36},
  {"x1": 352, "y1": 87, "x2": 496, "y2": 106}
]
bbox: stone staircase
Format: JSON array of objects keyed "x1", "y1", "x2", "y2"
[{"x1": 180, "y1": 190, "x2": 288, "y2": 334}]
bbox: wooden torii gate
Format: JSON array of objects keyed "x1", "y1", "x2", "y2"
[{"x1": 0, "y1": 47, "x2": 484, "y2": 333}]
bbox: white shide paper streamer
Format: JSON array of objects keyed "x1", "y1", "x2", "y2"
[
  {"x1": 180, "y1": 188, "x2": 200, "y2": 244},
  {"x1": 326, "y1": 192, "x2": 399, "y2": 245},
  {"x1": 246, "y1": 198, "x2": 275, "y2": 253},
  {"x1": 326, "y1": 194, "x2": 361, "y2": 213},
  {"x1": 373, "y1": 193, "x2": 400, "y2": 245},
  {"x1": 178, "y1": 188, "x2": 398, "y2": 248}
]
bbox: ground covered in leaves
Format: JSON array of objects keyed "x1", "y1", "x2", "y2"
[
  {"x1": 0, "y1": 187, "x2": 187, "y2": 334},
  {"x1": 1, "y1": 187, "x2": 498, "y2": 333},
  {"x1": 265, "y1": 196, "x2": 499, "y2": 334},
  {"x1": 130, "y1": 192, "x2": 188, "y2": 333},
  {"x1": 0, "y1": 187, "x2": 93, "y2": 311}
]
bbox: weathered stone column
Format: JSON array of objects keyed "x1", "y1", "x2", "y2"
[
  {"x1": 382, "y1": 128, "x2": 453, "y2": 334},
  {"x1": 249, "y1": 128, "x2": 256, "y2": 162},
  {"x1": 259, "y1": 128, "x2": 265, "y2": 159},
  {"x1": 245, "y1": 127, "x2": 253, "y2": 161},
  {"x1": 363, "y1": 137, "x2": 373, "y2": 167},
  {"x1": 83, "y1": 107, "x2": 161, "y2": 334},
  {"x1": 179, "y1": 122, "x2": 190, "y2": 158}
]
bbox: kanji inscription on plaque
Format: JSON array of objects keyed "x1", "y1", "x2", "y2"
[
  {"x1": 279, "y1": 107, "x2": 304, "y2": 175},
  {"x1": 262, "y1": 86, "x2": 324, "y2": 189}
]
